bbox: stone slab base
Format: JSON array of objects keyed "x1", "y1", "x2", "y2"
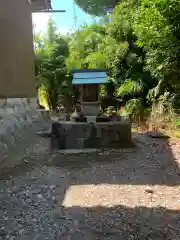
[
  {"x1": 56, "y1": 149, "x2": 100, "y2": 155},
  {"x1": 51, "y1": 120, "x2": 132, "y2": 150},
  {"x1": 82, "y1": 102, "x2": 100, "y2": 116},
  {"x1": 0, "y1": 98, "x2": 50, "y2": 165}
]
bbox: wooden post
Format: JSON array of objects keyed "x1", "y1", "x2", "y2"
[
  {"x1": 80, "y1": 85, "x2": 83, "y2": 103},
  {"x1": 98, "y1": 85, "x2": 100, "y2": 102}
]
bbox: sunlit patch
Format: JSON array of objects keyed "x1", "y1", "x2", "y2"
[
  {"x1": 62, "y1": 184, "x2": 180, "y2": 210},
  {"x1": 32, "y1": 13, "x2": 70, "y2": 34},
  {"x1": 32, "y1": 13, "x2": 51, "y2": 33}
]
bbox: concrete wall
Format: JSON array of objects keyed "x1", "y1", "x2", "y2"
[{"x1": 0, "y1": 0, "x2": 36, "y2": 98}]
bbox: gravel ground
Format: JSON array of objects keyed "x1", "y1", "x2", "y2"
[{"x1": 0, "y1": 132, "x2": 180, "y2": 239}]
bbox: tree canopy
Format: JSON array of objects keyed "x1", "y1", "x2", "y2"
[
  {"x1": 74, "y1": 0, "x2": 121, "y2": 16},
  {"x1": 35, "y1": 0, "x2": 180, "y2": 117},
  {"x1": 35, "y1": 18, "x2": 71, "y2": 110}
]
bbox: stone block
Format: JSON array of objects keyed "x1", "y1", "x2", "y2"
[
  {"x1": 82, "y1": 102, "x2": 100, "y2": 116},
  {"x1": 51, "y1": 120, "x2": 132, "y2": 150},
  {"x1": 0, "y1": 98, "x2": 49, "y2": 165},
  {"x1": 96, "y1": 121, "x2": 132, "y2": 148}
]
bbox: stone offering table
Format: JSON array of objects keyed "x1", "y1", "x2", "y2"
[{"x1": 51, "y1": 119, "x2": 132, "y2": 150}]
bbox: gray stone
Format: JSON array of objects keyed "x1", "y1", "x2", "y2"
[
  {"x1": 57, "y1": 149, "x2": 100, "y2": 154},
  {"x1": 0, "y1": 229, "x2": 6, "y2": 236},
  {"x1": 36, "y1": 130, "x2": 51, "y2": 138},
  {"x1": 51, "y1": 120, "x2": 132, "y2": 150},
  {"x1": 37, "y1": 194, "x2": 43, "y2": 199},
  {"x1": 0, "y1": 98, "x2": 49, "y2": 165},
  {"x1": 49, "y1": 185, "x2": 56, "y2": 190},
  {"x1": 31, "y1": 189, "x2": 41, "y2": 195},
  {"x1": 61, "y1": 229, "x2": 96, "y2": 240}
]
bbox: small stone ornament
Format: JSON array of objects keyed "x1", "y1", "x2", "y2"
[{"x1": 71, "y1": 103, "x2": 87, "y2": 122}]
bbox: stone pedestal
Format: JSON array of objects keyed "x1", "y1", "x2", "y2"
[
  {"x1": 51, "y1": 120, "x2": 132, "y2": 150},
  {"x1": 82, "y1": 101, "x2": 100, "y2": 116}
]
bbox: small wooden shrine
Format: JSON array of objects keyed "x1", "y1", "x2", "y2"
[{"x1": 72, "y1": 69, "x2": 108, "y2": 116}]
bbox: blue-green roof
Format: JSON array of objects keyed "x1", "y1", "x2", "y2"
[{"x1": 72, "y1": 69, "x2": 108, "y2": 85}]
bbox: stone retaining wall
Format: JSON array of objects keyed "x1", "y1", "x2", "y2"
[{"x1": 0, "y1": 98, "x2": 49, "y2": 165}]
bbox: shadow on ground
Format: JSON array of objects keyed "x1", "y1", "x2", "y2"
[
  {"x1": 0, "y1": 132, "x2": 180, "y2": 185},
  {"x1": 50, "y1": 132, "x2": 180, "y2": 186},
  {"x1": 0, "y1": 132, "x2": 180, "y2": 238},
  {"x1": 50, "y1": 132, "x2": 180, "y2": 238},
  {"x1": 56, "y1": 205, "x2": 180, "y2": 239}
]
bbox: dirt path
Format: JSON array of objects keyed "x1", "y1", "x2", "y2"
[{"x1": 0, "y1": 133, "x2": 180, "y2": 239}]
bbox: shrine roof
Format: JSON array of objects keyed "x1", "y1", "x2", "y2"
[{"x1": 72, "y1": 69, "x2": 109, "y2": 85}]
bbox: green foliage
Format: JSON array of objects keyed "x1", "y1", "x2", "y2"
[
  {"x1": 66, "y1": 23, "x2": 105, "y2": 70},
  {"x1": 133, "y1": 0, "x2": 180, "y2": 98},
  {"x1": 148, "y1": 92, "x2": 177, "y2": 130},
  {"x1": 100, "y1": 85, "x2": 108, "y2": 98},
  {"x1": 38, "y1": 86, "x2": 49, "y2": 109},
  {"x1": 116, "y1": 79, "x2": 144, "y2": 98},
  {"x1": 34, "y1": 0, "x2": 180, "y2": 119},
  {"x1": 124, "y1": 98, "x2": 144, "y2": 116},
  {"x1": 133, "y1": 1, "x2": 177, "y2": 80},
  {"x1": 35, "y1": 18, "x2": 71, "y2": 110}
]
